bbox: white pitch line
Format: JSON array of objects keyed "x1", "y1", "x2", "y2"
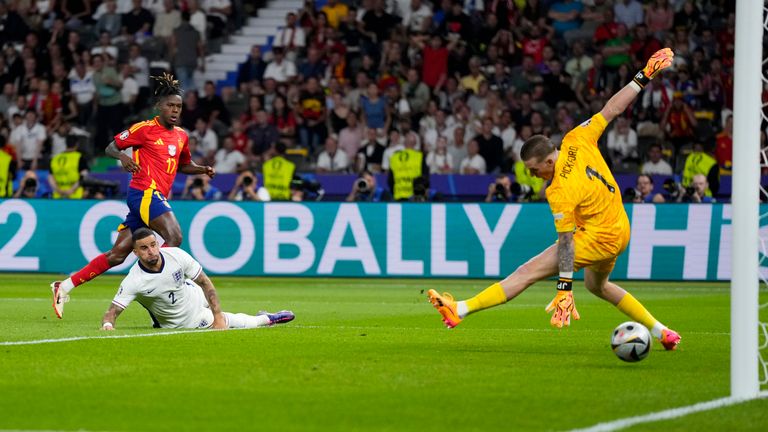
[
  {"x1": 0, "y1": 329, "x2": 206, "y2": 346},
  {"x1": 566, "y1": 392, "x2": 768, "y2": 432}
]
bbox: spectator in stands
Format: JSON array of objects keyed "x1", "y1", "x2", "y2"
[
  {"x1": 402, "y1": 68, "x2": 430, "y2": 119},
  {"x1": 202, "y1": 0, "x2": 232, "y2": 40},
  {"x1": 69, "y1": 61, "x2": 95, "y2": 126},
  {"x1": 629, "y1": 24, "x2": 662, "y2": 69},
  {"x1": 191, "y1": 117, "x2": 218, "y2": 164},
  {"x1": 214, "y1": 135, "x2": 247, "y2": 174},
  {"x1": 485, "y1": 174, "x2": 514, "y2": 203},
  {"x1": 62, "y1": 0, "x2": 94, "y2": 29},
  {"x1": 321, "y1": 0, "x2": 348, "y2": 30},
  {"x1": 93, "y1": 0, "x2": 122, "y2": 39},
  {"x1": 298, "y1": 77, "x2": 326, "y2": 152},
  {"x1": 645, "y1": 0, "x2": 674, "y2": 38},
  {"x1": 338, "y1": 111, "x2": 362, "y2": 162},
  {"x1": 459, "y1": 139, "x2": 486, "y2": 175},
  {"x1": 273, "y1": 12, "x2": 306, "y2": 63},
  {"x1": 263, "y1": 47, "x2": 297, "y2": 85},
  {"x1": 614, "y1": 0, "x2": 644, "y2": 30},
  {"x1": 316, "y1": 135, "x2": 349, "y2": 173},
  {"x1": 447, "y1": 125, "x2": 468, "y2": 173},
  {"x1": 299, "y1": 47, "x2": 327, "y2": 82},
  {"x1": 90, "y1": 31, "x2": 119, "y2": 60},
  {"x1": 548, "y1": 0, "x2": 583, "y2": 38},
  {"x1": 182, "y1": 174, "x2": 222, "y2": 200},
  {"x1": 228, "y1": 170, "x2": 270, "y2": 201},
  {"x1": 715, "y1": 114, "x2": 733, "y2": 174},
  {"x1": 426, "y1": 136, "x2": 454, "y2": 174},
  {"x1": 248, "y1": 110, "x2": 278, "y2": 159},
  {"x1": 236, "y1": 45, "x2": 266, "y2": 87},
  {"x1": 119, "y1": 63, "x2": 140, "y2": 115},
  {"x1": 153, "y1": 0, "x2": 181, "y2": 42},
  {"x1": 92, "y1": 54, "x2": 123, "y2": 151},
  {"x1": 356, "y1": 127, "x2": 386, "y2": 174},
  {"x1": 269, "y1": 95, "x2": 297, "y2": 144},
  {"x1": 606, "y1": 116, "x2": 638, "y2": 170},
  {"x1": 50, "y1": 120, "x2": 89, "y2": 157},
  {"x1": 674, "y1": 1, "x2": 702, "y2": 35},
  {"x1": 381, "y1": 129, "x2": 405, "y2": 172},
  {"x1": 346, "y1": 170, "x2": 389, "y2": 202},
  {"x1": 641, "y1": 143, "x2": 673, "y2": 176},
  {"x1": 201, "y1": 80, "x2": 230, "y2": 133},
  {"x1": 28, "y1": 79, "x2": 61, "y2": 127},
  {"x1": 661, "y1": 92, "x2": 697, "y2": 157},
  {"x1": 402, "y1": 0, "x2": 432, "y2": 34},
  {"x1": 122, "y1": 0, "x2": 155, "y2": 43},
  {"x1": 10, "y1": 110, "x2": 46, "y2": 170},
  {"x1": 188, "y1": 0, "x2": 207, "y2": 41},
  {"x1": 171, "y1": 11, "x2": 203, "y2": 93},
  {"x1": 187, "y1": 136, "x2": 206, "y2": 164},
  {"x1": 474, "y1": 118, "x2": 503, "y2": 173},
  {"x1": 565, "y1": 41, "x2": 593, "y2": 85},
  {"x1": 127, "y1": 44, "x2": 150, "y2": 97},
  {"x1": 361, "y1": 82, "x2": 389, "y2": 131}
]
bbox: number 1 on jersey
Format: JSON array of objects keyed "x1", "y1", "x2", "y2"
[{"x1": 585, "y1": 166, "x2": 616, "y2": 193}]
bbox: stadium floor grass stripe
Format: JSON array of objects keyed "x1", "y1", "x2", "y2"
[{"x1": 567, "y1": 392, "x2": 768, "y2": 432}]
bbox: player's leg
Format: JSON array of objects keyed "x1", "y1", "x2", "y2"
[
  {"x1": 427, "y1": 244, "x2": 559, "y2": 328},
  {"x1": 148, "y1": 211, "x2": 183, "y2": 247},
  {"x1": 583, "y1": 268, "x2": 681, "y2": 350},
  {"x1": 222, "y1": 311, "x2": 295, "y2": 328},
  {"x1": 51, "y1": 228, "x2": 134, "y2": 318}
]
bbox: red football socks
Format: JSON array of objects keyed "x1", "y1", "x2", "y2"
[{"x1": 71, "y1": 253, "x2": 111, "y2": 287}]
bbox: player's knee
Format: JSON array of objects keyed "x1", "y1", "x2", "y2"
[
  {"x1": 105, "y1": 250, "x2": 128, "y2": 266},
  {"x1": 163, "y1": 229, "x2": 183, "y2": 247}
]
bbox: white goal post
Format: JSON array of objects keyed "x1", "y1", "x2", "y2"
[{"x1": 730, "y1": 0, "x2": 765, "y2": 399}]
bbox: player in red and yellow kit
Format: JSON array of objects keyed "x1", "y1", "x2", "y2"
[
  {"x1": 428, "y1": 48, "x2": 681, "y2": 350},
  {"x1": 51, "y1": 73, "x2": 215, "y2": 319}
]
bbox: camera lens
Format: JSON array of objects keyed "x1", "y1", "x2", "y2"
[
  {"x1": 356, "y1": 178, "x2": 369, "y2": 192},
  {"x1": 242, "y1": 176, "x2": 253, "y2": 186},
  {"x1": 192, "y1": 178, "x2": 203, "y2": 187}
]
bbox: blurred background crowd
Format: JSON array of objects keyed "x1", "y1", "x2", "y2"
[{"x1": 0, "y1": 0, "x2": 766, "y2": 203}]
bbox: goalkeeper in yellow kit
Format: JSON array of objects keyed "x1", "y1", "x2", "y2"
[{"x1": 428, "y1": 48, "x2": 681, "y2": 350}]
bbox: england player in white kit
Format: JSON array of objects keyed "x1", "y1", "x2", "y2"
[{"x1": 101, "y1": 228, "x2": 295, "y2": 330}]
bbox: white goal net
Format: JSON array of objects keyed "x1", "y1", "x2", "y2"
[{"x1": 758, "y1": 2, "x2": 768, "y2": 392}]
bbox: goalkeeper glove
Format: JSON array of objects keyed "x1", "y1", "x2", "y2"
[
  {"x1": 545, "y1": 281, "x2": 580, "y2": 328},
  {"x1": 632, "y1": 47, "x2": 674, "y2": 89}
]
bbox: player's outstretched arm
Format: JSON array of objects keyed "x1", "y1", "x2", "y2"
[
  {"x1": 101, "y1": 304, "x2": 124, "y2": 330},
  {"x1": 105, "y1": 140, "x2": 140, "y2": 174},
  {"x1": 180, "y1": 161, "x2": 216, "y2": 178},
  {"x1": 194, "y1": 271, "x2": 227, "y2": 329},
  {"x1": 545, "y1": 231, "x2": 581, "y2": 328},
  {"x1": 600, "y1": 48, "x2": 674, "y2": 124}
]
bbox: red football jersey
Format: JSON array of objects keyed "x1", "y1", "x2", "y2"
[{"x1": 115, "y1": 117, "x2": 191, "y2": 197}]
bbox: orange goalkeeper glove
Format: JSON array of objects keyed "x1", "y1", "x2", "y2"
[
  {"x1": 545, "y1": 287, "x2": 580, "y2": 328},
  {"x1": 632, "y1": 47, "x2": 674, "y2": 88}
]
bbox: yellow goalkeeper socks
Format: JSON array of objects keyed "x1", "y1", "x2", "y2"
[
  {"x1": 464, "y1": 283, "x2": 507, "y2": 316},
  {"x1": 616, "y1": 293, "x2": 665, "y2": 338}
]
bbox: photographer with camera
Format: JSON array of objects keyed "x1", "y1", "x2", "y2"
[
  {"x1": 346, "y1": 170, "x2": 390, "y2": 202},
  {"x1": 660, "y1": 174, "x2": 714, "y2": 203},
  {"x1": 227, "y1": 170, "x2": 271, "y2": 202},
  {"x1": 13, "y1": 170, "x2": 43, "y2": 199},
  {"x1": 623, "y1": 174, "x2": 664, "y2": 203},
  {"x1": 182, "y1": 175, "x2": 222, "y2": 201},
  {"x1": 485, "y1": 174, "x2": 513, "y2": 202},
  {"x1": 290, "y1": 176, "x2": 325, "y2": 202},
  {"x1": 48, "y1": 135, "x2": 88, "y2": 199}
]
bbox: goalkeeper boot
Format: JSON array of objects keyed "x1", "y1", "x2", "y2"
[
  {"x1": 660, "y1": 328, "x2": 681, "y2": 351},
  {"x1": 264, "y1": 310, "x2": 295, "y2": 326},
  {"x1": 427, "y1": 289, "x2": 462, "y2": 328},
  {"x1": 51, "y1": 281, "x2": 69, "y2": 319}
]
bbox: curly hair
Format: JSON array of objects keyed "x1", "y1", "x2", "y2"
[{"x1": 150, "y1": 72, "x2": 182, "y2": 101}]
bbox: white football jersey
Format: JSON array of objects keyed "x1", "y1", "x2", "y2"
[{"x1": 112, "y1": 248, "x2": 213, "y2": 329}]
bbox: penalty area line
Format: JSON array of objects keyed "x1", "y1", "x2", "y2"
[{"x1": 566, "y1": 392, "x2": 768, "y2": 432}]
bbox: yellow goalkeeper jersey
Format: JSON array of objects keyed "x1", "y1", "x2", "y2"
[{"x1": 545, "y1": 113, "x2": 630, "y2": 244}]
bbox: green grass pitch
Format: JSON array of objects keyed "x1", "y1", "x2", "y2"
[{"x1": 0, "y1": 274, "x2": 766, "y2": 431}]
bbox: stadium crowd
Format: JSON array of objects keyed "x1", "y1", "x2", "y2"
[{"x1": 0, "y1": 0, "x2": 766, "y2": 202}]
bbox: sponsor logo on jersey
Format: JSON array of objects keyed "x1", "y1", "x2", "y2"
[
  {"x1": 119, "y1": 130, "x2": 129, "y2": 140},
  {"x1": 580, "y1": 119, "x2": 591, "y2": 127},
  {"x1": 168, "y1": 144, "x2": 177, "y2": 156},
  {"x1": 155, "y1": 138, "x2": 164, "y2": 146},
  {"x1": 553, "y1": 212, "x2": 564, "y2": 220}
]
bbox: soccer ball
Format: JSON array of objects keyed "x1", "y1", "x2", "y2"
[{"x1": 611, "y1": 321, "x2": 652, "y2": 362}]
